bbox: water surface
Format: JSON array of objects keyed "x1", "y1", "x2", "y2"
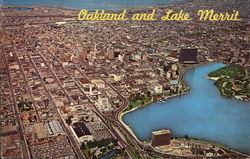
[
  {"x1": 2, "y1": 0, "x2": 175, "y2": 10},
  {"x1": 99, "y1": 149, "x2": 120, "y2": 159},
  {"x1": 123, "y1": 63, "x2": 250, "y2": 154},
  {"x1": 1, "y1": 7, "x2": 32, "y2": 11}
]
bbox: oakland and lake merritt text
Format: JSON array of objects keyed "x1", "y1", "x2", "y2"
[{"x1": 78, "y1": 9, "x2": 240, "y2": 21}]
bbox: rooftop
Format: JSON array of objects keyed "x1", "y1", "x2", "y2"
[
  {"x1": 34, "y1": 123, "x2": 48, "y2": 139},
  {"x1": 152, "y1": 129, "x2": 172, "y2": 135},
  {"x1": 72, "y1": 122, "x2": 91, "y2": 138}
]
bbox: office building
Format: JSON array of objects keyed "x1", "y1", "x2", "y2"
[{"x1": 151, "y1": 129, "x2": 172, "y2": 147}]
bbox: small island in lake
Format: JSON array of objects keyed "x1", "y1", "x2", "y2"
[{"x1": 207, "y1": 64, "x2": 250, "y2": 101}]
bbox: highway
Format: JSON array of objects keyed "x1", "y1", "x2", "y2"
[
  {"x1": 45, "y1": 51, "x2": 136, "y2": 158},
  {"x1": 100, "y1": 76, "x2": 189, "y2": 159},
  {"x1": 73, "y1": 64, "x2": 186, "y2": 158}
]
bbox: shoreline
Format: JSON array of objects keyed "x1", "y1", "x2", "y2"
[
  {"x1": 205, "y1": 75, "x2": 219, "y2": 81},
  {"x1": 206, "y1": 75, "x2": 249, "y2": 102},
  {"x1": 155, "y1": 137, "x2": 250, "y2": 157},
  {"x1": 117, "y1": 90, "x2": 192, "y2": 146}
]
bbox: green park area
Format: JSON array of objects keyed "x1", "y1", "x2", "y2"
[
  {"x1": 81, "y1": 138, "x2": 119, "y2": 159},
  {"x1": 126, "y1": 92, "x2": 152, "y2": 112},
  {"x1": 207, "y1": 64, "x2": 250, "y2": 99},
  {"x1": 17, "y1": 101, "x2": 33, "y2": 112}
]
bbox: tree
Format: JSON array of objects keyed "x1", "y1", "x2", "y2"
[
  {"x1": 80, "y1": 143, "x2": 86, "y2": 149},
  {"x1": 129, "y1": 93, "x2": 134, "y2": 100},
  {"x1": 141, "y1": 100, "x2": 145, "y2": 105},
  {"x1": 163, "y1": 65, "x2": 169, "y2": 72},
  {"x1": 135, "y1": 93, "x2": 141, "y2": 101},
  {"x1": 65, "y1": 118, "x2": 72, "y2": 126},
  {"x1": 146, "y1": 91, "x2": 151, "y2": 97}
]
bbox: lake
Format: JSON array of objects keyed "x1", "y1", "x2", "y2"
[{"x1": 123, "y1": 63, "x2": 250, "y2": 154}]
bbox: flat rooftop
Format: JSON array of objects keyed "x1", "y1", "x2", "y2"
[
  {"x1": 152, "y1": 129, "x2": 171, "y2": 135},
  {"x1": 34, "y1": 123, "x2": 48, "y2": 139},
  {"x1": 72, "y1": 122, "x2": 91, "y2": 138}
]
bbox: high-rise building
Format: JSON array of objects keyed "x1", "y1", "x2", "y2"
[
  {"x1": 151, "y1": 129, "x2": 172, "y2": 147},
  {"x1": 179, "y1": 48, "x2": 198, "y2": 64}
]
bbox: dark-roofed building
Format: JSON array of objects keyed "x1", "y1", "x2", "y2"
[
  {"x1": 79, "y1": 78, "x2": 90, "y2": 84},
  {"x1": 72, "y1": 122, "x2": 91, "y2": 138},
  {"x1": 151, "y1": 129, "x2": 172, "y2": 147},
  {"x1": 179, "y1": 49, "x2": 198, "y2": 64}
]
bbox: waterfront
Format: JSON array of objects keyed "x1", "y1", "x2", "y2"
[
  {"x1": 2, "y1": 0, "x2": 174, "y2": 10},
  {"x1": 123, "y1": 63, "x2": 250, "y2": 154}
]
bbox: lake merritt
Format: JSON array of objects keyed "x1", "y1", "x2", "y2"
[{"x1": 123, "y1": 63, "x2": 250, "y2": 154}]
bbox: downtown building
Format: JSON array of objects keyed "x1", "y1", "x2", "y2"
[
  {"x1": 151, "y1": 129, "x2": 172, "y2": 147},
  {"x1": 179, "y1": 48, "x2": 198, "y2": 64}
]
